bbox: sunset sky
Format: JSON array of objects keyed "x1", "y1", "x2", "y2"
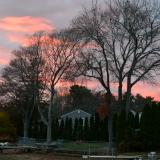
[{"x1": 0, "y1": 0, "x2": 159, "y2": 100}]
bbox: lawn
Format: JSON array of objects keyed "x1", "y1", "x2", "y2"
[
  {"x1": 60, "y1": 141, "x2": 108, "y2": 152},
  {"x1": 0, "y1": 142, "x2": 108, "y2": 160},
  {"x1": 0, "y1": 142, "x2": 158, "y2": 160}
]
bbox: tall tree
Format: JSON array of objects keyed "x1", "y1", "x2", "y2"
[
  {"x1": 71, "y1": 0, "x2": 160, "y2": 146},
  {"x1": 0, "y1": 43, "x2": 44, "y2": 138},
  {"x1": 66, "y1": 85, "x2": 99, "y2": 113},
  {"x1": 140, "y1": 102, "x2": 160, "y2": 148},
  {"x1": 83, "y1": 117, "x2": 89, "y2": 140},
  {"x1": 37, "y1": 30, "x2": 80, "y2": 144},
  {"x1": 108, "y1": 0, "x2": 160, "y2": 114},
  {"x1": 71, "y1": 4, "x2": 117, "y2": 147}
]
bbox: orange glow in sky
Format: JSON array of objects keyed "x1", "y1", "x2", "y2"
[
  {"x1": 0, "y1": 16, "x2": 53, "y2": 64},
  {"x1": 0, "y1": 16, "x2": 53, "y2": 33},
  {"x1": 0, "y1": 1, "x2": 159, "y2": 101}
]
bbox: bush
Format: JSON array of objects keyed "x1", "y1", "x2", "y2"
[
  {"x1": 118, "y1": 140, "x2": 146, "y2": 152},
  {"x1": 129, "y1": 141, "x2": 146, "y2": 151},
  {"x1": 0, "y1": 112, "x2": 16, "y2": 141}
]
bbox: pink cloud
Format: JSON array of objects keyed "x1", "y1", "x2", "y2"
[
  {"x1": 0, "y1": 16, "x2": 54, "y2": 45},
  {"x1": 0, "y1": 16, "x2": 53, "y2": 33},
  {"x1": 0, "y1": 16, "x2": 159, "y2": 101},
  {"x1": 6, "y1": 33, "x2": 28, "y2": 45}
]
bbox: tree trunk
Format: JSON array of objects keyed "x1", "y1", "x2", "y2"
[
  {"x1": 108, "y1": 115, "x2": 113, "y2": 148},
  {"x1": 23, "y1": 118, "x2": 29, "y2": 138},
  {"x1": 47, "y1": 122, "x2": 52, "y2": 144},
  {"x1": 124, "y1": 76, "x2": 132, "y2": 142},
  {"x1": 106, "y1": 92, "x2": 114, "y2": 153},
  {"x1": 46, "y1": 87, "x2": 54, "y2": 144},
  {"x1": 126, "y1": 76, "x2": 132, "y2": 119},
  {"x1": 125, "y1": 93, "x2": 131, "y2": 119},
  {"x1": 118, "y1": 80, "x2": 123, "y2": 111},
  {"x1": 46, "y1": 105, "x2": 53, "y2": 144}
]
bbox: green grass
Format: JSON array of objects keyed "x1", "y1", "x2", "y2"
[{"x1": 60, "y1": 141, "x2": 108, "y2": 152}]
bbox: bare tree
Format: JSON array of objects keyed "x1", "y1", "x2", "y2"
[
  {"x1": 0, "y1": 44, "x2": 44, "y2": 138},
  {"x1": 0, "y1": 30, "x2": 79, "y2": 144},
  {"x1": 71, "y1": 3, "x2": 117, "y2": 147},
  {"x1": 36, "y1": 30, "x2": 80, "y2": 144},
  {"x1": 105, "y1": 0, "x2": 160, "y2": 114},
  {"x1": 71, "y1": 0, "x2": 160, "y2": 146}
]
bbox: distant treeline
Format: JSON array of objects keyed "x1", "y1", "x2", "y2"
[
  {"x1": 1, "y1": 98, "x2": 160, "y2": 151},
  {"x1": 29, "y1": 113, "x2": 109, "y2": 141},
  {"x1": 25, "y1": 101, "x2": 160, "y2": 151}
]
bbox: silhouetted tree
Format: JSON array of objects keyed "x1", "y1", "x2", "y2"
[
  {"x1": 83, "y1": 117, "x2": 89, "y2": 140},
  {"x1": 59, "y1": 119, "x2": 65, "y2": 139},
  {"x1": 73, "y1": 118, "x2": 78, "y2": 140},
  {"x1": 71, "y1": 0, "x2": 160, "y2": 146}
]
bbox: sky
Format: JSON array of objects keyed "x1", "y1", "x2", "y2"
[
  {"x1": 0, "y1": 0, "x2": 159, "y2": 100},
  {"x1": 0, "y1": 0, "x2": 94, "y2": 64}
]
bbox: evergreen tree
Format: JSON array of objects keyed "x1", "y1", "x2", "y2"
[
  {"x1": 134, "y1": 113, "x2": 140, "y2": 129},
  {"x1": 67, "y1": 85, "x2": 100, "y2": 113},
  {"x1": 68, "y1": 118, "x2": 73, "y2": 140},
  {"x1": 113, "y1": 114, "x2": 117, "y2": 142},
  {"x1": 59, "y1": 119, "x2": 65, "y2": 138},
  {"x1": 39, "y1": 122, "x2": 46, "y2": 139},
  {"x1": 156, "y1": 103, "x2": 160, "y2": 146},
  {"x1": 64, "y1": 117, "x2": 69, "y2": 139},
  {"x1": 94, "y1": 113, "x2": 101, "y2": 140},
  {"x1": 73, "y1": 118, "x2": 78, "y2": 140},
  {"x1": 126, "y1": 112, "x2": 135, "y2": 141},
  {"x1": 83, "y1": 117, "x2": 89, "y2": 140},
  {"x1": 140, "y1": 103, "x2": 158, "y2": 149},
  {"x1": 100, "y1": 116, "x2": 108, "y2": 141},
  {"x1": 151, "y1": 103, "x2": 160, "y2": 147},
  {"x1": 78, "y1": 118, "x2": 83, "y2": 140},
  {"x1": 52, "y1": 118, "x2": 59, "y2": 140},
  {"x1": 116, "y1": 111, "x2": 126, "y2": 143},
  {"x1": 89, "y1": 115, "x2": 95, "y2": 141}
]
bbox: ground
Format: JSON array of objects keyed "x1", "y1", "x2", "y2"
[
  {"x1": 0, "y1": 142, "x2": 108, "y2": 160},
  {"x1": 0, "y1": 153, "x2": 81, "y2": 160},
  {"x1": 0, "y1": 142, "x2": 158, "y2": 160}
]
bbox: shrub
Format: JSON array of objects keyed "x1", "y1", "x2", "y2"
[
  {"x1": 0, "y1": 112, "x2": 16, "y2": 141},
  {"x1": 118, "y1": 140, "x2": 146, "y2": 152}
]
